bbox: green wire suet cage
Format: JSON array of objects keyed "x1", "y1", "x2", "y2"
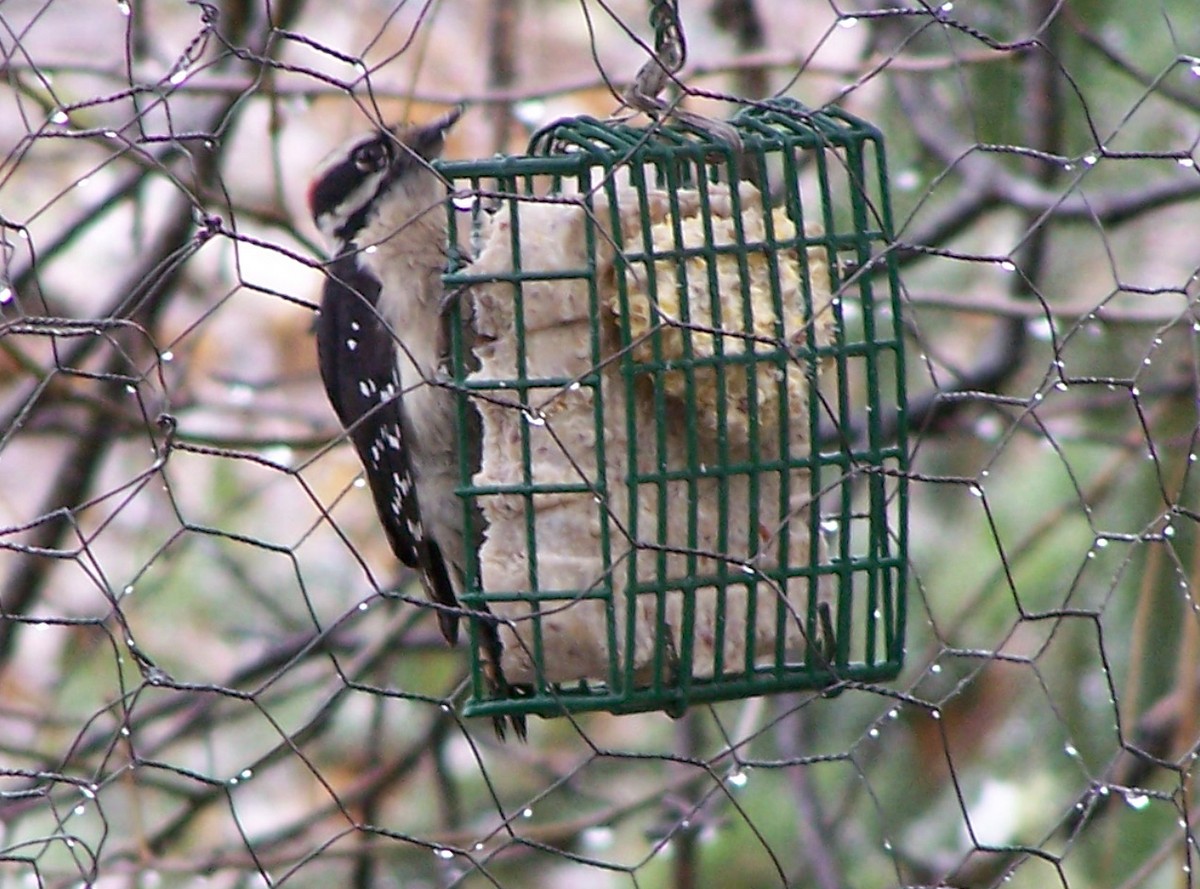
[{"x1": 437, "y1": 97, "x2": 907, "y2": 723}]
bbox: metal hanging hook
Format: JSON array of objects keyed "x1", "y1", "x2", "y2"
[
  {"x1": 622, "y1": 0, "x2": 742, "y2": 151},
  {"x1": 623, "y1": 0, "x2": 685, "y2": 111}
]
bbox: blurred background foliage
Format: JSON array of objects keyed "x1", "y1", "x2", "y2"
[{"x1": 1, "y1": 0, "x2": 1198, "y2": 887}]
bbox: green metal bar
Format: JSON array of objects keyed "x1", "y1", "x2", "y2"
[
  {"x1": 659, "y1": 154, "x2": 694, "y2": 692},
  {"x1": 591, "y1": 169, "x2": 621, "y2": 693},
  {"x1": 622, "y1": 160, "x2": 653, "y2": 696},
  {"x1": 842, "y1": 139, "x2": 881, "y2": 668},
  {"x1": 864, "y1": 124, "x2": 910, "y2": 671},
  {"x1": 775, "y1": 129, "x2": 808, "y2": 672}
]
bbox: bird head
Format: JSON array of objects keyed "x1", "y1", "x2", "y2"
[{"x1": 307, "y1": 105, "x2": 463, "y2": 251}]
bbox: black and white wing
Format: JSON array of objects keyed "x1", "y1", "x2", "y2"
[{"x1": 315, "y1": 253, "x2": 462, "y2": 644}]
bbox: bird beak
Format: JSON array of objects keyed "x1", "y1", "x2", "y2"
[{"x1": 404, "y1": 105, "x2": 464, "y2": 161}]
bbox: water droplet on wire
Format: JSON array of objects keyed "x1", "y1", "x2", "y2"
[
  {"x1": 229, "y1": 382, "x2": 255, "y2": 405},
  {"x1": 1125, "y1": 792, "x2": 1150, "y2": 810},
  {"x1": 1028, "y1": 317, "x2": 1054, "y2": 341}
]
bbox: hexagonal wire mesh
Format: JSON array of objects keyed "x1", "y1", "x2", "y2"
[{"x1": 437, "y1": 98, "x2": 908, "y2": 722}]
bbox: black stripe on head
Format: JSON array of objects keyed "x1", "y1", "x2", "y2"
[
  {"x1": 307, "y1": 131, "x2": 397, "y2": 245},
  {"x1": 308, "y1": 108, "x2": 463, "y2": 249}
]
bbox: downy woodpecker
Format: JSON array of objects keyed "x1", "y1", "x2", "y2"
[{"x1": 307, "y1": 108, "x2": 524, "y2": 740}]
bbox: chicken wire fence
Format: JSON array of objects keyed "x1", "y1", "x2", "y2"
[{"x1": 0, "y1": 2, "x2": 1197, "y2": 888}]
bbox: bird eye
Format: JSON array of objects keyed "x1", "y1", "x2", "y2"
[{"x1": 352, "y1": 140, "x2": 390, "y2": 173}]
